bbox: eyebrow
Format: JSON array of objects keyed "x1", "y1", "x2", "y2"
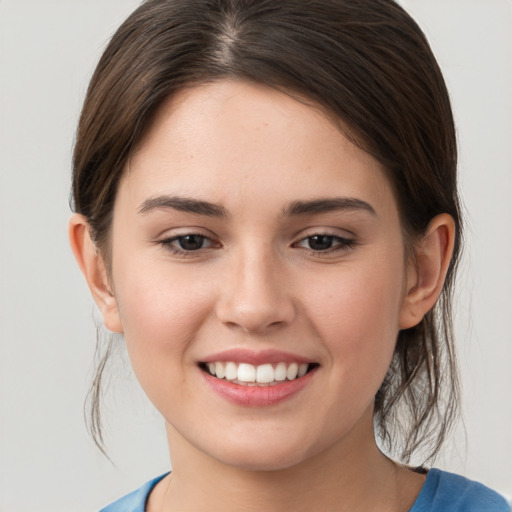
[
  {"x1": 138, "y1": 195, "x2": 228, "y2": 217},
  {"x1": 283, "y1": 197, "x2": 376, "y2": 217},
  {"x1": 137, "y1": 195, "x2": 376, "y2": 218}
]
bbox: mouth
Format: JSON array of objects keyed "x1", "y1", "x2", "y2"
[{"x1": 199, "y1": 361, "x2": 319, "y2": 386}]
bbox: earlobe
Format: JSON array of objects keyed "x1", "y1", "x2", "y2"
[
  {"x1": 68, "y1": 214, "x2": 123, "y2": 333},
  {"x1": 399, "y1": 214, "x2": 456, "y2": 330}
]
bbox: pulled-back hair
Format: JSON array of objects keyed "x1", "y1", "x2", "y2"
[{"x1": 72, "y1": 0, "x2": 462, "y2": 464}]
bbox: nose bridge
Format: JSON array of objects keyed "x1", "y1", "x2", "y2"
[{"x1": 216, "y1": 240, "x2": 294, "y2": 333}]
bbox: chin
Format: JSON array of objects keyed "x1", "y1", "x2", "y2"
[
  {"x1": 216, "y1": 450, "x2": 308, "y2": 472},
  {"x1": 204, "y1": 432, "x2": 320, "y2": 473}
]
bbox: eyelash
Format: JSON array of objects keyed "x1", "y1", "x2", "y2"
[
  {"x1": 159, "y1": 233, "x2": 218, "y2": 257},
  {"x1": 158, "y1": 232, "x2": 355, "y2": 257},
  {"x1": 293, "y1": 233, "x2": 355, "y2": 255}
]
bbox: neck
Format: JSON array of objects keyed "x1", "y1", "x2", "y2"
[{"x1": 148, "y1": 412, "x2": 424, "y2": 512}]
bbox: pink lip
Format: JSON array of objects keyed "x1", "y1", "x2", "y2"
[
  {"x1": 201, "y1": 369, "x2": 316, "y2": 406},
  {"x1": 201, "y1": 348, "x2": 312, "y2": 365}
]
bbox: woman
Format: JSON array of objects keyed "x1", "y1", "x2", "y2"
[{"x1": 68, "y1": 0, "x2": 510, "y2": 510}]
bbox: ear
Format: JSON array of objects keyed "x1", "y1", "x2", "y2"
[
  {"x1": 399, "y1": 214, "x2": 456, "y2": 330},
  {"x1": 68, "y1": 213, "x2": 123, "y2": 333}
]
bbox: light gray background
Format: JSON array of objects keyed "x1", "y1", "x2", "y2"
[{"x1": 0, "y1": 1, "x2": 511, "y2": 510}]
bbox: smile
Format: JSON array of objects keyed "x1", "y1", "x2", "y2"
[{"x1": 202, "y1": 361, "x2": 313, "y2": 386}]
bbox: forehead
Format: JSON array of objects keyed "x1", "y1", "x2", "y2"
[{"x1": 120, "y1": 80, "x2": 397, "y2": 218}]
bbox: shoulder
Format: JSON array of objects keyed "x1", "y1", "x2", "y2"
[
  {"x1": 99, "y1": 473, "x2": 170, "y2": 512},
  {"x1": 410, "y1": 468, "x2": 510, "y2": 512}
]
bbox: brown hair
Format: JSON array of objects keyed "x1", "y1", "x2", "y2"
[{"x1": 72, "y1": 0, "x2": 462, "y2": 464}]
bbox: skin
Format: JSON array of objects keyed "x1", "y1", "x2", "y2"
[{"x1": 70, "y1": 80, "x2": 455, "y2": 511}]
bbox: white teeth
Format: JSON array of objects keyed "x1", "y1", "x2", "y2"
[
  {"x1": 225, "y1": 361, "x2": 238, "y2": 381},
  {"x1": 215, "y1": 362, "x2": 225, "y2": 379},
  {"x1": 205, "y1": 361, "x2": 311, "y2": 384},
  {"x1": 274, "y1": 362, "x2": 287, "y2": 381},
  {"x1": 286, "y1": 363, "x2": 298, "y2": 380},
  {"x1": 256, "y1": 364, "x2": 274, "y2": 383},
  {"x1": 238, "y1": 363, "x2": 256, "y2": 383}
]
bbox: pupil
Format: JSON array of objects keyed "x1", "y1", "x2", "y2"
[
  {"x1": 309, "y1": 235, "x2": 333, "y2": 251},
  {"x1": 179, "y1": 235, "x2": 204, "y2": 250}
]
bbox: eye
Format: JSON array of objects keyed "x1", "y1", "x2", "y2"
[
  {"x1": 295, "y1": 233, "x2": 354, "y2": 252},
  {"x1": 160, "y1": 233, "x2": 218, "y2": 255},
  {"x1": 174, "y1": 234, "x2": 209, "y2": 251}
]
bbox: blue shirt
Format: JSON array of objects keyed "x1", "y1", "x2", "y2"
[
  {"x1": 99, "y1": 469, "x2": 510, "y2": 511},
  {"x1": 410, "y1": 469, "x2": 509, "y2": 511}
]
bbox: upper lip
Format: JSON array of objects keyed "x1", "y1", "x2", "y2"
[{"x1": 200, "y1": 348, "x2": 314, "y2": 366}]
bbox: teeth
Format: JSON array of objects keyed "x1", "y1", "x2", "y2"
[
  {"x1": 286, "y1": 363, "x2": 298, "y2": 380},
  {"x1": 238, "y1": 363, "x2": 256, "y2": 383},
  {"x1": 215, "y1": 362, "x2": 225, "y2": 379},
  {"x1": 274, "y1": 362, "x2": 287, "y2": 381},
  {"x1": 205, "y1": 361, "x2": 311, "y2": 384},
  {"x1": 256, "y1": 364, "x2": 274, "y2": 383},
  {"x1": 298, "y1": 363, "x2": 308, "y2": 378},
  {"x1": 225, "y1": 361, "x2": 238, "y2": 381}
]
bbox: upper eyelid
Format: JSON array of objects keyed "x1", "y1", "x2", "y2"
[
  {"x1": 294, "y1": 227, "x2": 356, "y2": 241},
  {"x1": 155, "y1": 227, "x2": 356, "y2": 244},
  {"x1": 156, "y1": 226, "x2": 217, "y2": 240}
]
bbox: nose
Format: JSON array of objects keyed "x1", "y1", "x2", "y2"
[{"x1": 215, "y1": 246, "x2": 296, "y2": 334}]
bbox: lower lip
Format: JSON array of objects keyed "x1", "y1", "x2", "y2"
[{"x1": 201, "y1": 368, "x2": 316, "y2": 407}]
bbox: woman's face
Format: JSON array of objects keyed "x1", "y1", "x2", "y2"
[{"x1": 108, "y1": 80, "x2": 413, "y2": 470}]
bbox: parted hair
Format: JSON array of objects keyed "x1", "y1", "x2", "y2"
[{"x1": 72, "y1": 0, "x2": 462, "y2": 464}]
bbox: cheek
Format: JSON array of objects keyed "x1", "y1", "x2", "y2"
[
  {"x1": 112, "y1": 260, "x2": 214, "y2": 381},
  {"x1": 306, "y1": 258, "x2": 404, "y2": 384}
]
